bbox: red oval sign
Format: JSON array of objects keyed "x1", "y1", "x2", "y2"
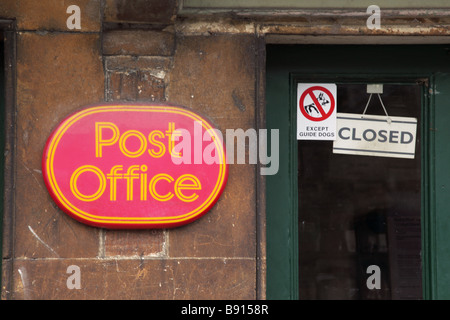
[{"x1": 42, "y1": 103, "x2": 228, "y2": 229}]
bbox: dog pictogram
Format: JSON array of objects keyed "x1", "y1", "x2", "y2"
[{"x1": 299, "y1": 86, "x2": 335, "y2": 122}]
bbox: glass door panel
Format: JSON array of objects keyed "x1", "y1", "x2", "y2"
[{"x1": 298, "y1": 84, "x2": 422, "y2": 300}]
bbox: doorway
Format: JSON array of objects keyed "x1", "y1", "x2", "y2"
[
  {"x1": 297, "y1": 83, "x2": 422, "y2": 299},
  {"x1": 266, "y1": 44, "x2": 450, "y2": 300}
]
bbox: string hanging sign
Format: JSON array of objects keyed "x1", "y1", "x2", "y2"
[{"x1": 333, "y1": 85, "x2": 418, "y2": 159}]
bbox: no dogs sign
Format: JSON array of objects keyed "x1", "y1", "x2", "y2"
[{"x1": 297, "y1": 83, "x2": 337, "y2": 140}]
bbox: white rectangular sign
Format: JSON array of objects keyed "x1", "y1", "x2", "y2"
[
  {"x1": 333, "y1": 113, "x2": 417, "y2": 159},
  {"x1": 297, "y1": 83, "x2": 336, "y2": 141}
]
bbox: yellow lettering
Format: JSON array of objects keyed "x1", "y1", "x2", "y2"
[
  {"x1": 174, "y1": 174, "x2": 201, "y2": 202},
  {"x1": 140, "y1": 165, "x2": 148, "y2": 201},
  {"x1": 149, "y1": 173, "x2": 174, "y2": 202},
  {"x1": 165, "y1": 122, "x2": 182, "y2": 158},
  {"x1": 119, "y1": 130, "x2": 147, "y2": 158},
  {"x1": 106, "y1": 165, "x2": 123, "y2": 201},
  {"x1": 124, "y1": 165, "x2": 140, "y2": 201},
  {"x1": 95, "y1": 122, "x2": 119, "y2": 158},
  {"x1": 70, "y1": 165, "x2": 203, "y2": 203},
  {"x1": 70, "y1": 165, "x2": 106, "y2": 201},
  {"x1": 148, "y1": 130, "x2": 166, "y2": 158}
]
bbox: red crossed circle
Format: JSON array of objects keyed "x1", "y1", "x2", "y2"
[{"x1": 299, "y1": 86, "x2": 335, "y2": 122}]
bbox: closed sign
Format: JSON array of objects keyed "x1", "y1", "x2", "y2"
[{"x1": 333, "y1": 113, "x2": 417, "y2": 159}]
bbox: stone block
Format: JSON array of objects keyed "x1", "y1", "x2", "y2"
[
  {"x1": 105, "y1": 56, "x2": 172, "y2": 72},
  {"x1": 104, "y1": 230, "x2": 166, "y2": 257},
  {"x1": 0, "y1": 1, "x2": 17, "y2": 21},
  {"x1": 104, "y1": 0, "x2": 177, "y2": 25},
  {"x1": 169, "y1": 162, "x2": 256, "y2": 258},
  {"x1": 14, "y1": 32, "x2": 104, "y2": 259},
  {"x1": 103, "y1": 30, "x2": 175, "y2": 56},
  {"x1": 167, "y1": 35, "x2": 256, "y2": 128},
  {"x1": 107, "y1": 70, "x2": 166, "y2": 102},
  {"x1": 15, "y1": 0, "x2": 101, "y2": 31},
  {"x1": 11, "y1": 258, "x2": 255, "y2": 299},
  {"x1": 167, "y1": 35, "x2": 257, "y2": 258}
]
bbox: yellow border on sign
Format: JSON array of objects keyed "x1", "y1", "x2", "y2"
[{"x1": 44, "y1": 105, "x2": 227, "y2": 226}]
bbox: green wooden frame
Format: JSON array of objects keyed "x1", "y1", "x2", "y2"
[{"x1": 266, "y1": 45, "x2": 450, "y2": 300}]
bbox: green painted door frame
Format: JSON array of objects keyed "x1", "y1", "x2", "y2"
[{"x1": 266, "y1": 45, "x2": 450, "y2": 300}]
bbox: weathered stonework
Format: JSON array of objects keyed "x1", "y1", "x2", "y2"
[{"x1": 2, "y1": 0, "x2": 450, "y2": 300}]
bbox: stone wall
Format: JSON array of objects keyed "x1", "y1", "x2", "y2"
[
  {"x1": 0, "y1": 0, "x2": 259, "y2": 300},
  {"x1": 2, "y1": 0, "x2": 450, "y2": 300}
]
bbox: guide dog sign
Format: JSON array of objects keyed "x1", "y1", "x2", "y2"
[{"x1": 297, "y1": 83, "x2": 337, "y2": 140}]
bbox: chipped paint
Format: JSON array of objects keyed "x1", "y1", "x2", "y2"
[
  {"x1": 175, "y1": 18, "x2": 255, "y2": 35},
  {"x1": 175, "y1": 10, "x2": 450, "y2": 38}
]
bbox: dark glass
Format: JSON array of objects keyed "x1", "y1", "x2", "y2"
[{"x1": 298, "y1": 84, "x2": 422, "y2": 300}]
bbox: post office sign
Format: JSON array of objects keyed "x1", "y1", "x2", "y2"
[{"x1": 42, "y1": 103, "x2": 228, "y2": 229}]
